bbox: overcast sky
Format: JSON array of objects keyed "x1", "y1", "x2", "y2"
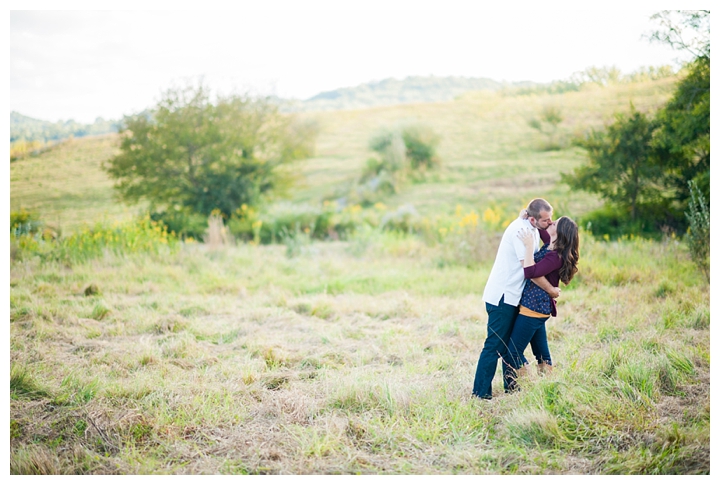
[{"x1": 9, "y1": 4, "x2": 695, "y2": 124}]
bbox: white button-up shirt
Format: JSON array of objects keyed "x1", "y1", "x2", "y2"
[{"x1": 482, "y1": 217, "x2": 540, "y2": 307}]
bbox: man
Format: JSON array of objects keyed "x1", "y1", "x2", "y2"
[{"x1": 472, "y1": 198, "x2": 560, "y2": 400}]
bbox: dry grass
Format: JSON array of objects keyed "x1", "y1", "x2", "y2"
[
  {"x1": 9, "y1": 236, "x2": 709, "y2": 474},
  {"x1": 9, "y1": 75, "x2": 707, "y2": 474}
]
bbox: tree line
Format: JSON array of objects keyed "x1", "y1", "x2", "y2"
[
  {"x1": 10, "y1": 112, "x2": 120, "y2": 143},
  {"x1": 562, "y1": 10, "x2": 709, "y2": 241}
]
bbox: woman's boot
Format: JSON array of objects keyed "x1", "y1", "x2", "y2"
[{"x1": 537, "y1": 362, "x2": 553, "y2": 375}]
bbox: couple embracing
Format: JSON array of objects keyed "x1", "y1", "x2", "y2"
[{"x1": 472, "y1": 198, "x2": 580, "y2": 400}]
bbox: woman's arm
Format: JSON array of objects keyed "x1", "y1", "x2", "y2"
[
  {"x1": 524, "y1": 253, "x2": 561, "y2": 279},
  {"x1": 518, "y1": 228, "x2": 561, "y2": 298}
]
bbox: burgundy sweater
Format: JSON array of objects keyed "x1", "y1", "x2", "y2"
[{"x1": 523, "y1": 228, "x2": 561, "y2": 316}]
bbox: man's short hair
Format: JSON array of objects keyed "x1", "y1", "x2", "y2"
[{"x1": 527, "y1": 198, "x2": 553, "y2": 219}]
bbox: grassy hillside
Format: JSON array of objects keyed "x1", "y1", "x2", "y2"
[
  {"x1": 9, "y1": 75, "x2": 709, "y2": 474},
  {"x1": 290, "y1": 77, "x2": 677, "y2": 218},
  {"x1": 10, "y1": 135, "x2": 142, "y2": 234},
  {"x1": 10, "y1": 76, "x2": 678, "y2": 233}
]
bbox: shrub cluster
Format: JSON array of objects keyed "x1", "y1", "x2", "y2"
[
  {"x1": 349, "y1": 124, "x2": 441, "y2": 206},
  {"x1": 685, "y1": 180, "x2": 709, "y2": 280},
  {"x1": 227, "y1": 201, "x2": 386, "y2": 244},
  {"x1": 11, "y1": 209, "x2": 46, "y2": 237},
  {"x1": 11, "y1": 215, "x2": 178, "y2": 264},
  {"x1": 578, "y1": 202, "x2": 684, "y2": 241}
]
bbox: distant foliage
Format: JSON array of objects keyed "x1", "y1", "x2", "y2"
[
  {"x1": 11, "y1": 208, "x2": 44, "y2": 236},
  {"x1": 10, "y1": 111, "x2": 119, "y2": 143},
  {"x1": 528, "y1": 105, "x2": 565, "y2": 150},
  {"x1": 501, "y1": 65, "x2": 675, "y2": 98},
  {"x1": 353, "y1": 124, "x2": 441, "y2": 206},
  {"x1": 290, "y1": 75, "x2": 507, "y2": 112},
  {"x1": 685, "y1": 181, "x2": 709, "y2": 280},
  {"x1": 150, "y1": 207, "x2": 208, "y2": 241},
  {"x1": 10, "y1": 139, "x2": 59, "y2": 162},
  {"x1": 227, "y1": 201, "x2": 385, "y2": 244},
  {"x1": 576, "y1": 203, "x2": 677, "y2": 241}
]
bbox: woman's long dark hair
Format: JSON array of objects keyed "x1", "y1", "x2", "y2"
[{"x1": 554, "y1": 216, "x2": 579, "y2": 284}]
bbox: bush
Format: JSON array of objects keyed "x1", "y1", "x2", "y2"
[
  {"x1": 579, "y1": 202, "x2": 684, "y2": 240},
  {"x1": 227, "y1": 201, "x2": 384, "y2": 244},
  {"x1": 11, "y1": 208, "x2": 44, "y2": 236},
  {"x1": 150, "y1": 207, "x2": 208, "y2": 241},
  {"x1": 379, "y1": 204, "x2": 423, "y2": 233},
  {"x1": 351, "y1": 124, "x2": 441, "y2": 206},
  {"x1": 53, "y1": 216, "x2": 178, "y2": 263},
  {"x1": 685, "y1": 180, "x2": 709, "y2": 280},
  {"x1": 11, "y1": 216, "x2": 179, "y2": 265}
]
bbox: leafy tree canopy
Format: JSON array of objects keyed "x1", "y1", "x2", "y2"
[
  {"x1": 105, "y1": 84, "x2": 317, "y2": 218},
  {"x1": 649, "y1": 10, "x2": 710, "y2": 201},
  {"x1": 563, "y1": 10, "x2": 710, "y2": 233},
  {"x1": 562, "y1": 105, "x2": 663, "y2": 220}
]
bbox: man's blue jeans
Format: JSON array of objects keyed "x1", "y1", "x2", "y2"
[{"x1": 472, "y1": 295, "x2": 518, "y2": 399}]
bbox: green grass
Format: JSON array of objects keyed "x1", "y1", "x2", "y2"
[
  {"x1": 9, "y1": 235, "x2": 709, "y2": 474},
  {"x1": 9, "y1": 76, "x2": 708, "y2": 474}
]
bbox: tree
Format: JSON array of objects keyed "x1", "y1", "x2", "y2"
[
  {"x1": 648, "y1": 10, "x2": 709, "y2": 59},
  {"x1": 105, "y1": 84, "x2": 317, "y2": 218},
  {"x1": 649, "y1": 10, "x2": 710, "y2": 203},
  {"x1": 563, "y1": 10, "x2": 710, "y2": 235},
  {"x1": 562, "y1": 105, "x2": 663, "y2": 220}
]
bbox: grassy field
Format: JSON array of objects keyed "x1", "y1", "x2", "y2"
[
  {"x1": 9, "y1": 234, "x2": 709, "y2": 473},
  {"x1": 9, "y1": 76, "x2": 710, "y2": 474}
]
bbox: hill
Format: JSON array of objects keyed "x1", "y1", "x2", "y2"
[
  {"x1": 10, "y1": 111, "x2": 120, "y2": 143},
  {"x1": 10, "y1": 76, "x2": 679, "y2": 233},
  {"x1": 281, "y1": 75, "x2": 539, "y2": 112}
]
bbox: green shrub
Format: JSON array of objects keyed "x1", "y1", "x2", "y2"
[
  {"x1": 685, "y1": 180, "x2": 709, "y2": 280},
  {"x1": 12, "y1": 216, "x2": 179, "y2": 264},
  {"x1": 400, "y1": 124, "x2": 441, "y2": 171},
  {"x1": 11, "y1": 208, "x2": 43, "y2": 236},
  {"x1": 352, "y1": 124, "x2": 441, "y2": 205},
  {"x1": 150, "y1": 207, "x2": 208, "y2": 241},
  {"x1": 379, "y1": 204, "x2": 423, "y2": 233},
  {"x1": 227, "y1": 201, "x2": 384, "y2": 244},
  {"x1": 579, "y1": 202, "x2": 683, "y2": 240}
]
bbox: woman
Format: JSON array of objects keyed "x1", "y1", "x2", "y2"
[{"x1": 502, "y1": 215, "x2": 579, "y2": 390}]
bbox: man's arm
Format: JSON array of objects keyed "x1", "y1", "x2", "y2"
[{"x1": 532, "y1": 276, "x2": 561, "y2": 299}]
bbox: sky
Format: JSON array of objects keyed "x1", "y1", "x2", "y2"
[{"x1": 9, "y1": 2, "x2": 699, "y2": 124}]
